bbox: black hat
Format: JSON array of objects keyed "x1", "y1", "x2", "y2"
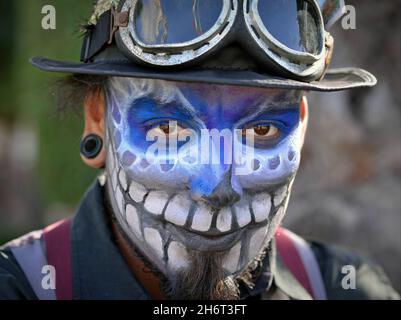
[{"x1": 31, "y1": 0, "x2": 377, "y2": 92}]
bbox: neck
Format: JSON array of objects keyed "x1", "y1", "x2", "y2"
[{"x1": 110, "y1": 217, "x2": 167, "y2": 300}]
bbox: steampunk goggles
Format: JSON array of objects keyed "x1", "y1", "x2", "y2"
[{"x1": 82, "y1": 0, "x2": 341, "y2": 81}]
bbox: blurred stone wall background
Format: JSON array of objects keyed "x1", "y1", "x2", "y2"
[
  {"x1": 0, "y1": 0, "x2": 400, "y2": 292},
  {"x1": 285, "y1": 0, "x2": 401, "y2": 291}
]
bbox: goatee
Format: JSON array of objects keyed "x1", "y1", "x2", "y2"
[{"x1": 164, "y1": 250, "x2": 240, "y2": 300}]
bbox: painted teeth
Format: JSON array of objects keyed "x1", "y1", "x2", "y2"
[
  {"x1": 275, "y1": 206, "x2": 285, "y2": 219},
  {"x1": 216, "y1": 207, "x2": 232, "y2": 232},
  {"x1": 167, "y1": 241, "x2": 189, "y2": 271},
  {"x1": 111, "y1": 169, "x2": 118, "y2": 192},
  {"x1": 223, "y1": 242, "x2": 241, "y2": 273},
  {"x1": 248, "y1": 227, "x2": 268, "y2": 262},
  {"x1": 143, "y1": 227, "x2": 164, "y2": 259},
  {"x1": 107, "y1": 151, "x2": 114, "y2": 172},
  {"x1": 126, "y1": 204, "x2": 142, "y2": 240},
  {"x1": 252, "y1": 193, "x2": 271, "y2": 223},
  {"x1": 164, "y1": 193, "x2": 192, "y2": 226},
  {"x1": 128, "y1": 180, "x2": 148, "y2": 203},
  {"x1": 274, "y1": 186, "x2": 287, "y2": 207},
  {"x1": 118, "y1": 170, "x2": 128, "y2": 191},
  {"x1": 115, "y1": 187, "x2": 125, "y2": 216},
  {"x1": 144, "y1": 191, "x2": 170, "y2": 216},
  {"x1": 191, "y1": 203, "x2": 213, "y2": 232},
  {"x1": 234, "y1": 200, "x2": 252, "y2": 227}
]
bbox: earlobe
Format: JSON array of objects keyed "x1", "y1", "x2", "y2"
[
  {"x1": 300, "y1": 96, "x2": 309, "y2": 123},
  {"x1": 81, "y1": 90, "x2": 107, "y2": 169},
  {"x1": 299, "y1": 96, "x2": 309, "y2": 147}
]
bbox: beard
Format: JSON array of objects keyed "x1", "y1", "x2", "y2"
[{"x1": 163, "y1": 250, "x2": 240, "y2": 300}]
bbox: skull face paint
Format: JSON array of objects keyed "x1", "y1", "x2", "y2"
[{"x1": 104, "y1": 77, "x2": 303, "y2": 283}]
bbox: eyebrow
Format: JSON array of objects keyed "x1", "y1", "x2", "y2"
[
  {"x1": 235, "y1": 95, "x2": 301, "y2": 127},
  {"x1": 159, "y1": 99, "x2": 198, "y2": 119},
  {"x1": 130, "y1": 96, "x2": 199, "y2": 122}
]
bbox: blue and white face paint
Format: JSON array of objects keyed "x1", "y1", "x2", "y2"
[{"x1": 105, "y1": 77, "x2": 303, "y2": 278}]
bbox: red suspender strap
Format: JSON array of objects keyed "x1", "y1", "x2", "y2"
[
  {"x1": 275, "y1": 227, "x2": 314, "y2": 298},
  {"x1": 43, "y1": 219, "x2": 73, "y2": 300}
]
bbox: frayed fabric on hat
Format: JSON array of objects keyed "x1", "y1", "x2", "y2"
[{"x1": 89, "y1": 0, "x2": 119, "y2": 25}]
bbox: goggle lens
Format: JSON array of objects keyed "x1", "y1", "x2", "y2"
[
  {"x1": 134, "y1": 0, "x2": 224, "y2": 45},
  {"x1": 257, "y1": 0, "x2": 321, "y2": 54}
]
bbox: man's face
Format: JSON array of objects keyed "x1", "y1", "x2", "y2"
[{"x1": 104, "y1": 77, "x2": 304, "y2": 297}]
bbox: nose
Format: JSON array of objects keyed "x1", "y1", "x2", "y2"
[
  {"x1": 192, "y1": 169, "x2": 241, "y2": 209},
  {"x1": 205, "y1": 171, "x2": 241, "y2": 209}
]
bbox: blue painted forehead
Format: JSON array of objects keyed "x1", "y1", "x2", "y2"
[{"x1": 106, "y1": 77, "x2": 303, "y2": 119}]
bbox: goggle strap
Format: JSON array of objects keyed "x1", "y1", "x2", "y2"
[{"x1": 81, "y1": 10, "x2": 113, "y2": 63}]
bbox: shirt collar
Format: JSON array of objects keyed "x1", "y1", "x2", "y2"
[
  {"x1": 71, "y1": 179, "x2": 149, "y2": 299},
  {"x1": 239, "y1": 239, "x2": 313, "y2": 300}
]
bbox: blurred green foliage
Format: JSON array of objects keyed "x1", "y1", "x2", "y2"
[{"x1": 0, "y1": 0, "x2": 99, "y2": 207}]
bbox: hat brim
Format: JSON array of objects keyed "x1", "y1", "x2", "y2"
[{"x1": 30, "y1": 57, "x2": 377, "y2": 92}]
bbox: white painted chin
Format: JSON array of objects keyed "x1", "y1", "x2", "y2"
[{"x1": 107, "y1": 155, "x2": 292, "y2": 276}]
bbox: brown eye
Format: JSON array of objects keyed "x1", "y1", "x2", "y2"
[
  {"x1": 242, "y1": 124, "x2": 280, "y2": 142},
  {"x1": 159, "y1": 124, "x2": 172, "y2": 135},
  {"x1": 147, "y1": 122, "x2": 192, "y2": 138},
  {"x1": 254, "y1": 125, "x2": 271, "y2": 136}
]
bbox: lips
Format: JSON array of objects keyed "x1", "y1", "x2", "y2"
[{"x1": 166, "y1": 222, "x2": 249, "y2": 252}]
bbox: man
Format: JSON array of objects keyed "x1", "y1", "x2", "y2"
[{"x1": 0, "y1": 0, "x2": 399, "y2": 300}]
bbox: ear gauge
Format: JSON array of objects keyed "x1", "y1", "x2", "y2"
[{"x1": 80, "y1": 134, "x2": 103, "y2": 159}]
